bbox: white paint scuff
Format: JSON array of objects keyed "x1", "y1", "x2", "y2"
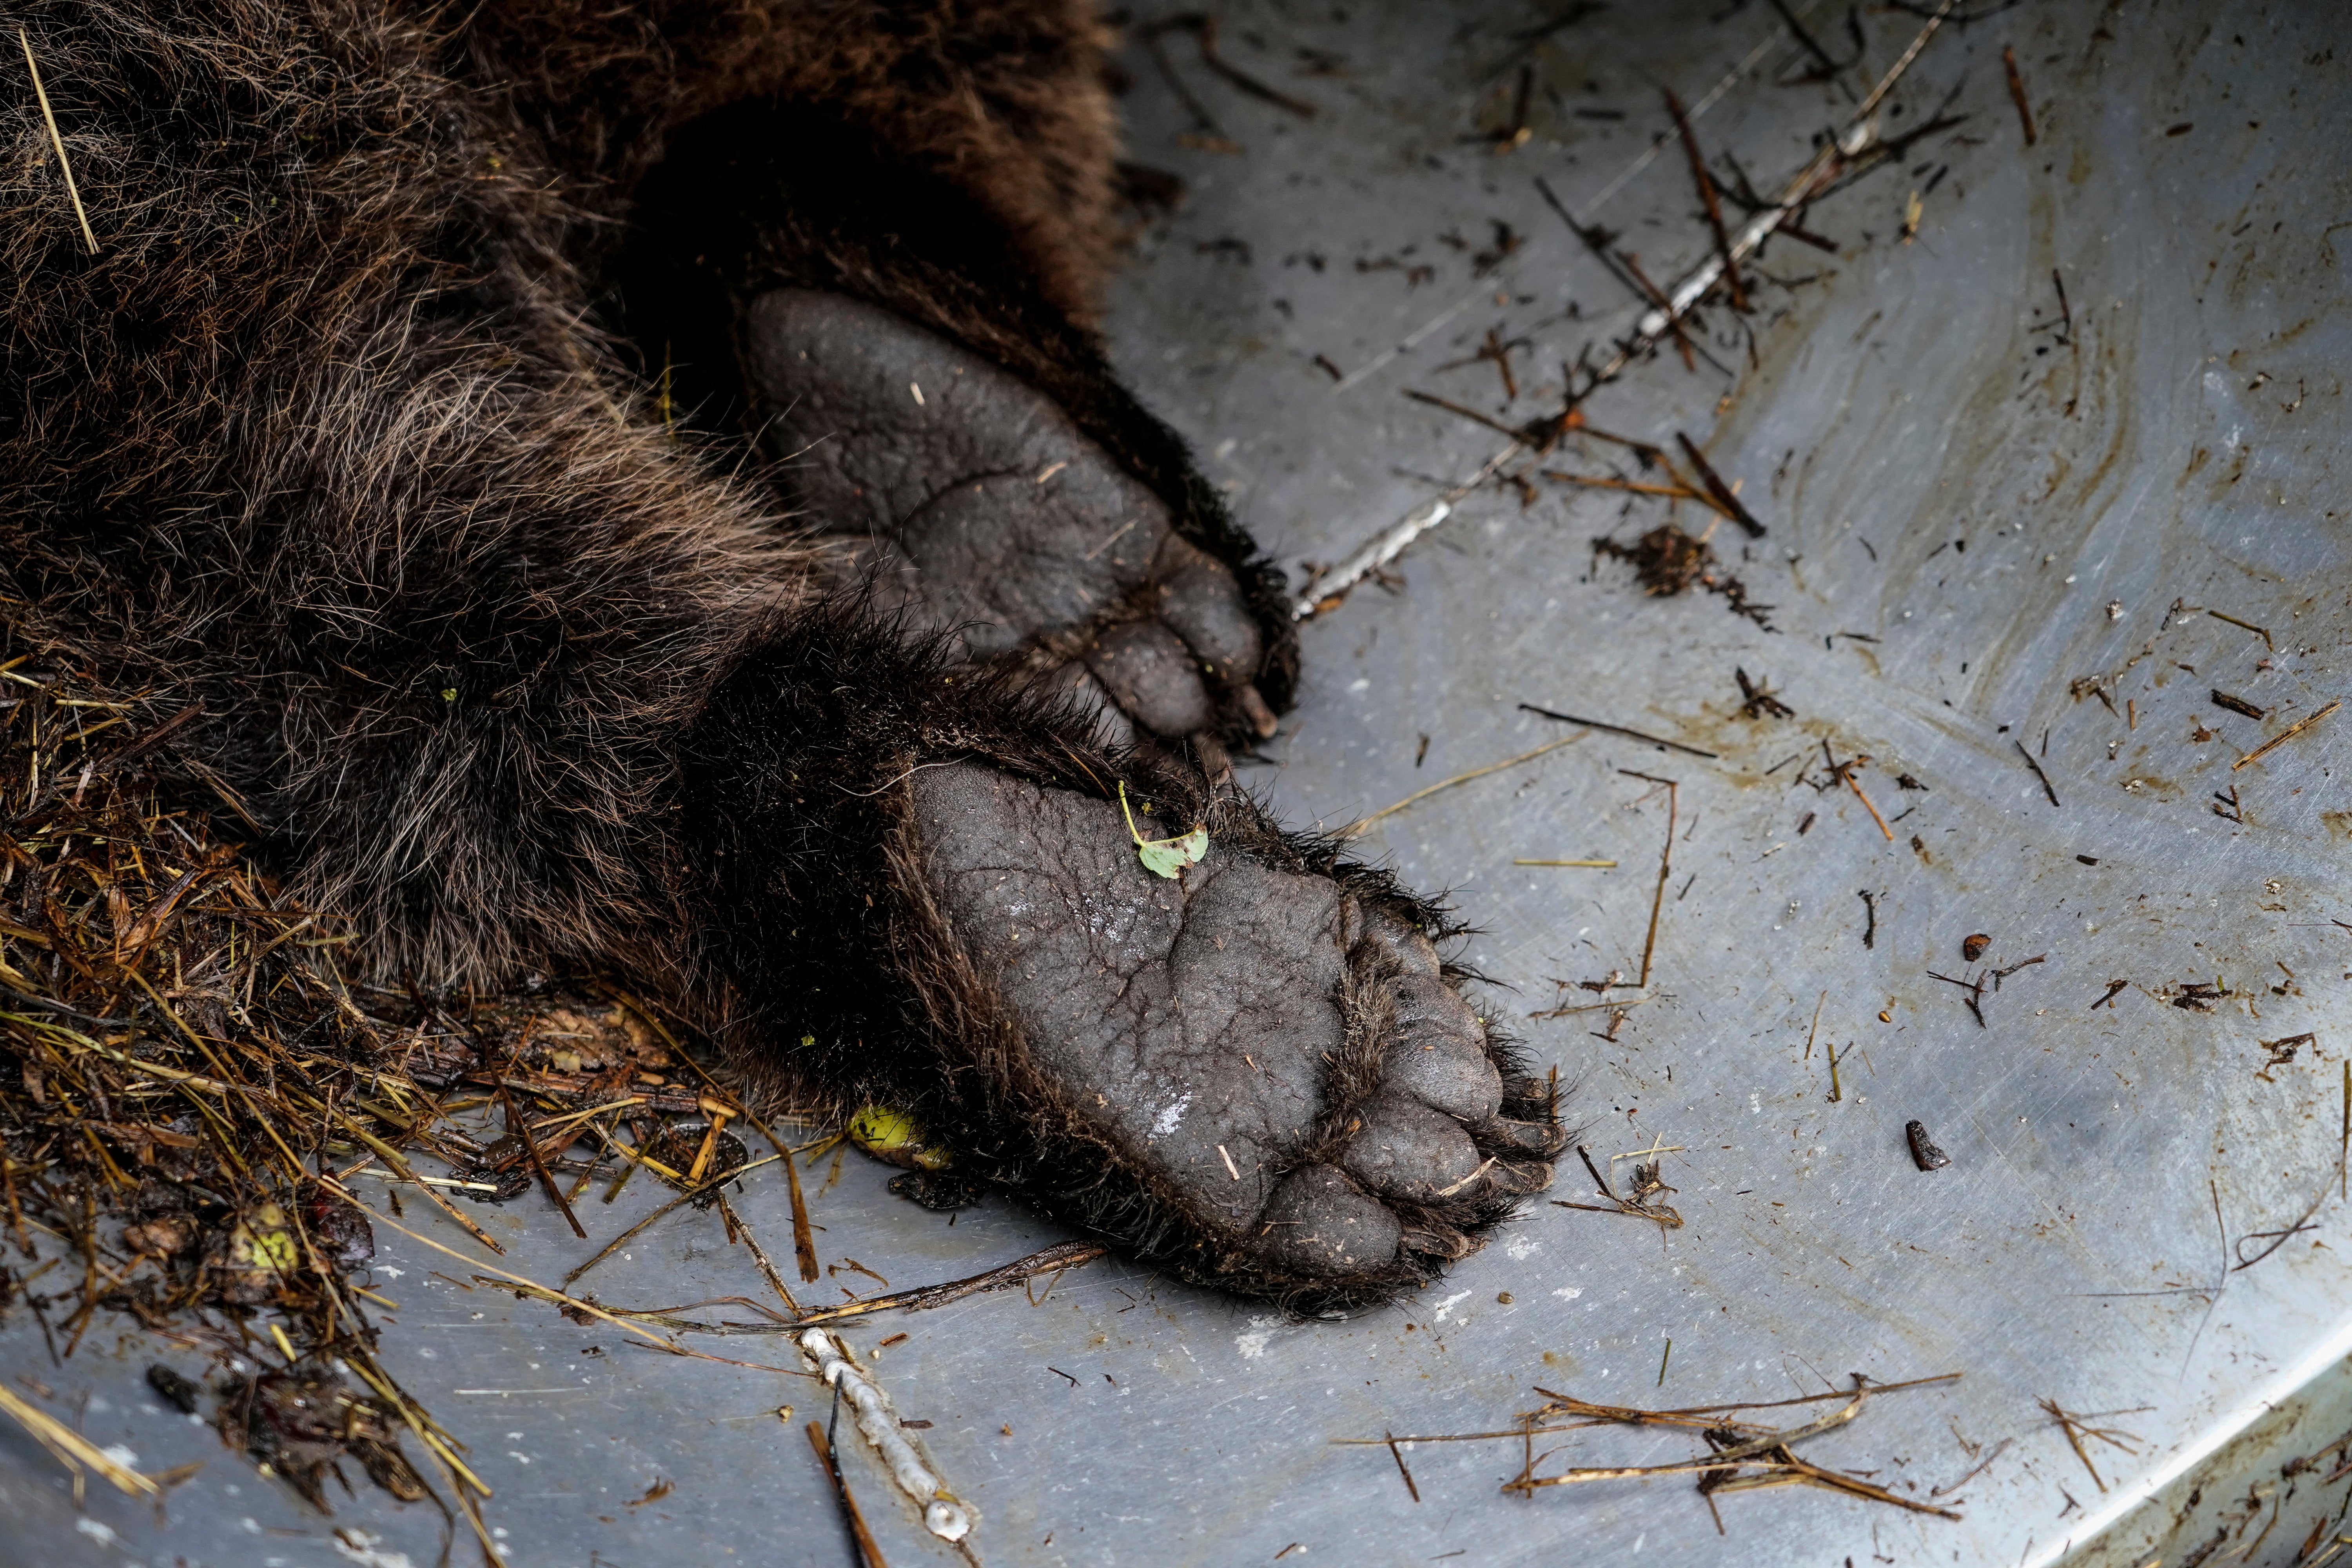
[
  {"x1": 797, "y1": 1328, "x2": 973, "y2": 1544},
  {"x1": 1149, "y1": 1092, "x2": 1194, "y2": 1139},
  {"x1": 1431, "y1": 1290, "x2": 1473, "y2": 1323},
  {"x1": 1236, "y1": 1315, "x2": 1283, "y2": 1359},
  {"x1": 332, "y1": 1530, "x2": 417, "y2": 1568}
]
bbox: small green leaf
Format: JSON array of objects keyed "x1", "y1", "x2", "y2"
[
  {"x1": 1120, "y1": 782, "x2": 1208, "y2": 879},
  {"x1": 1136, "y1": 825, "x2": 1209, "y2": 878}
]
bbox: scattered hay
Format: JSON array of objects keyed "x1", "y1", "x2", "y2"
[{"x1": 0, "y1": 644, "x2": 811, "y2": 1562}]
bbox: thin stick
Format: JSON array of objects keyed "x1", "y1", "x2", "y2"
[
  {"x1": 314, "y1": 1176, "x2": 707, "y2": 1361},
  {"x1": 606, "y1": 987, "x2": 821, "y2": 1281},
  {"x1": 561, "y1": 1155, "x2": 778, "y2": 1287},
  {"x1": 1385, "y1": 1431, "x2": 1423, "y2": 1502},
  {"x1": 527, "y1": 1096, "x2": 646, "y2": 1136},
  {"x1": 716, "y1": 1190, "x2": 799, "y2": 1316},
  {"x1": 1665, "y1": 89, "x2": 1746, "y2": 310},
  {"x1": 1844, "y1": 766, "x2": 1893, "y2": 839},
  {"x1": 2001, "y1": 45, "x2": 2037, "y2": 146},
  {"x1": 2234, "y1": 700, "x2": 2340, "y2": 771},
  {"x1": 1403, "y1": 387, "x2": 1527, "y2": 440},
  {"x1": 783, "y1": 1131, "x2": 820, "y2": 1282},
  {"x1": 1518, "y1": 704, "x2": 1720, "y2": 758},
  {"x1": 0, "y1": 1379, "x2": 158, "y2": 1496},
  {"x1": 327, "y1": 1109, "x2": 505, "y2": 1255},
  {"x1": 1621, "y1": 770, "x2": 1679, "y2": 990},
  {"x1": 787, "y1": 1241, "x2": 1109, "y2": 1327},
  {"x1": 1553, "y1": 1199, "x2": 1681, "y2": 1228},
  {"x1": 1931, "y1": 1436, "x2": 2012, "y2": 1497},
  {"x1": 502, "y1": 1087, "x2": 586, "y2": 1239},
  {"x1": 1338, "y1": 734, "x2": 1586, "y2": 838},
  {"x1": 2207, "y1": 609, "x2": 2274, "y2": 650},
  {"x1": 1541, "y1": 470, "x2": 1707, "y2": 503},
  {"x1": 2040, "y1": 1398, "x2": 2114, "y2": 1492},
  {"x1": 18, "y1": 28, "x2": 98, "y2": 254},
  {"x1": 1507, "y1": 1390, "x2": 1866, "y2": 1490},
  {"x1": 1675, "y1": 434, "x2": 1766, "y2": 538},
  {"x1": 808, "y1": 1419, "x2": 891, "y2": 1568},
  {"x1": 1340, "y1": 1372, "x2": 1965, "y2": 1446},
  {"x1": 2014, "y1": 739, "x2": 2063, "y2": 806},
  {"x1": 1710, "y1": 1452, "x2": 1964, "y2": 1519}
]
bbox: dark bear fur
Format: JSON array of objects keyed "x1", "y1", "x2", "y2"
[{"x1": 1, "y1": 0, "x2": 1556, "y2": 1309}]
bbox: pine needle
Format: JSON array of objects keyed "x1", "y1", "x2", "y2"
[{"x1": 19, "y1": 27, "x2": 98, "y2": 254}]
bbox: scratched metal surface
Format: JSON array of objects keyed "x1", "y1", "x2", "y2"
[{"x1": 9, "y1": 3, "x2": 2352, "y2": 1566}]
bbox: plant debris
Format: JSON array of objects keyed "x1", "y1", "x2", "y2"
[
  {"x1": 1593, "y1": 526, "x2": 1775, "y2": 628},
  {"x1": 1120, "y1": 781, "x2": 1208, "y2": 877},
  {"x1": 0, "y1": 649, "x2": 875, "y2": 1562},
  {"x1": 2235, "y1": 700, "x2": 2340, "y2": 772},
  {"x1": 2039, "y1": 1397, "x2": 2148, "y2": 1493},
  {"x1": 1734, "y1": 668, "x2": 1794, "y2": 720},
  {"x1": 1555, "y1": 1144, "x2": 1682, "y2": 1230},
  {"x1": 1495, "y1": 1376, "x2": 1963, "y2": 1521}
]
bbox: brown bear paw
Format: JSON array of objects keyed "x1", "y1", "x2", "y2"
[
  {"x1": 893, "y1": 763, "x2": 1563, "y2": 1306},
  {"x1": 742, "y1": 291, "x2": 1276, "y2": 751}
]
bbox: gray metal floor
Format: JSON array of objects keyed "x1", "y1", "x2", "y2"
[{"x1": 11, "y1": 2, "x2": 2352, "y2": 1564}]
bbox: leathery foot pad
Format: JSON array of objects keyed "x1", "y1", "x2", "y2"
[
  {"x1": 742, "y1": 290, "x2": 1279, "y2": 752},
  {"x1": 887, "y1": 763, "x2": 1564, "y2": 1310}
]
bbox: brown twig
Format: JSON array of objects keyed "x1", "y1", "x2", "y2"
[
  {"x1": 1403, "y1": 387, "x2": 1532, "y2": 442},
  {"x1": 2207, "y1": 608, "x2": 2274, "y2": 649},
  {"x1": 2038, "y1": 1398, "x2": 2147, "y2": 1494},
  {"x1": 1665, "y1": 89, "x2": 1746, "y2": 310},
  {"x1": 1385, "y1": 1431, "x2": 1423, "y2": 1502},
  {"x1": 808, "y1": 1418, "x2": 891, "y2": 1568},
  {"x1": 1822, "y1": 742, "x2": 1894, "y2": 840},
  {"x1": 2235, "y1": 701, "x2": 2340, "y2": 771},
  {"x1": 1674, "y1": 435, "x2": 1766, "y2": 538},
  {"x1": 786, "y1": 1240, "x2": 1109, "y2": 1327},
  {"x1": 1518, "y1": 703, "x2": 1720, "y2": 758},
  {"x1": 559, "y1": 1154, "x2": 776, "y2": 1287},
  {"x1": 2015, "y1": 739, "x2": 2062, "y2": 806},
  {"x1": 1622, "y1": 771, "x2": 1679, "y2": 990},
  {"x1": 2001, "y1": 45, "x2": 2037, "y2": 145},
  {"x1": 1338, "y1": 734, "x2": 1589, "y2": 839},
  {"x1": 1510, "y1": 1388, "x2": 1865, "y2": 1489},
  {"x1": 1542, "y1": 469, "x2": 1706, "y2": 503},
  {"x1": 501, "y1": 1086, "x2": 586, "y2": 1239}
]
